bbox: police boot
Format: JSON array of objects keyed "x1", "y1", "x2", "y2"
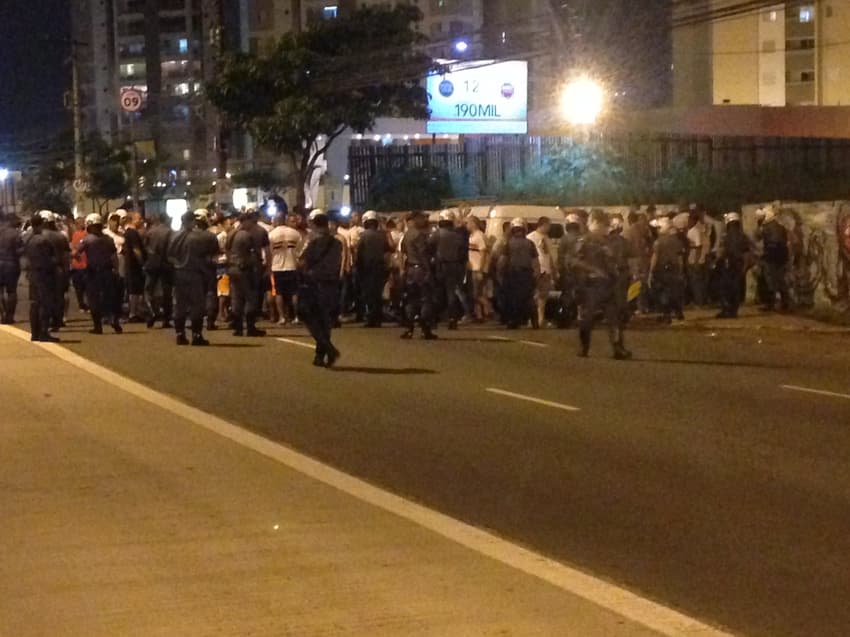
[
  {"x1": 232, "y1": 318, "x2": 244, "y2": 337},
  {"x1": 422, "y1": 328, "x2": 439, "y2": 341},
  {"x1": 612, "y1": 332, "x2": 632, "y2": 360},
  {"x1": 578, "y1": 328, "x2": 591, "y2": 358},
  {"x1": 326, "y1": 345, "x2": 341, "y2": 368},
  {"x1": 246, "y1": 314, "x2": 266, "y2": 337},
  {"x1": 176, "y1": 332, "x2": 190, "y2": 346},
  {"x1": 89, "y1": 315, "x2": 103, "y2": 335},
  {"x1": 448, "y1": 319, "x2": 458, "y2": 330},
  {"x1": 206, "y1": 318, "x2": 218, "y2": 331},
  {"x1": 191, "y1": 332, "x2": 209, "y2": 347},
  {"x1": 6, "y1": 294, "x2": 17, "y2": 324}
]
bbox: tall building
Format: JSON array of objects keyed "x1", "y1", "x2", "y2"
[{"x1": 674, "y1": 1, "x2": 850, "y2": 108}]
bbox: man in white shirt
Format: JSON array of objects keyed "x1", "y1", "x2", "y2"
[
  {"x1": 466, "y1": 216, "x2": 489, "y2": 321},
  {"x1": 686, "y1": 210, "x2": 709, "y2": 306},
  {"x1": 269, "y1": 213, "x2": 304, "y2": 325},
  {"x1": 527, "y1": 216, "x2": 556, "y2": 328}
]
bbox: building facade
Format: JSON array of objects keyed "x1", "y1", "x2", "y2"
[{"x1": 674, "y1": 1, "x2": 850, "y2": 108}]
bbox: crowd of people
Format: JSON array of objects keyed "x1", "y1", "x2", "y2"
[{"x1": 0, "y1": 199, "x2": 793, "y2": 363}]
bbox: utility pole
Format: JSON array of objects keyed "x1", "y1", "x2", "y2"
[{"x1": 70, "y1": 39, "x2": 87, "y2": 214}]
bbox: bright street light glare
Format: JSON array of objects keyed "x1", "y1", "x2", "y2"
[
  {"x1": 454, "y1": 40, "x2": 469, "y2": 53},
  {"x1": 0, "y1": 168, "x2": 8, "y2": 181},
  {"x1": 560, "y1": 77, "x2": 605, "y2": 126}
]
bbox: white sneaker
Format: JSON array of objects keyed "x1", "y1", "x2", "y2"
[{"x1": 277, "y1": 319, "x2": 287, "y2": 326}]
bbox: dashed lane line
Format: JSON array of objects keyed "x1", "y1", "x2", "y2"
[
  {"x1": 486, "y1": 387, "x2": 581, "y2": 412},
  {"x1": 781, "y1": 385, "x2": 850, "y2": 401},
  {"x1": 276, "y1": 337, "x2": 315, "y2": 350}
]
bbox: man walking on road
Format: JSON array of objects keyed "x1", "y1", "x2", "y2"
[
  {"x1": 499, "y1": 218, "x2": 539, "y2": 330},
  {"x1": 269, "y1": 212, "x2": 303, "y2": 326},
  {"x1": 357, "y1": 211, "x2": 391, "y2": 328},
  {"x1": 0, "y1": 211, "x2": 23, "y2": 324},
  {"x1": 77, "y1": 214, "x2": 122, "y2": 335},
  {"x1": 298, "y1": 209, "x2": 343, "y2": 367},
  {"x1": 22, "y1": 214, "x2": 59, "y2": 342},
  {"x1": 40, "y1": 211, "x2": 71, "y2": 331},
  {"x1": 227, "y1": 211, "x2": 266, "y2": 337},
  {"x1": 144, "y1": 212, "x2": 174, "y2": 329},
  {"x1": 401, "y1": 210, "x2": 437, "y2": 340},
  {"x1": 431, "y1": 210, "x2": 467, "y2": 331},
  {"x1": 650, "y1": 217, "x2": 687, "y2": 325}
]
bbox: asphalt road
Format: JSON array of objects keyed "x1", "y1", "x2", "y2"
[{"x1": 45, "y1": 315, "x2": 850, "y2": 636}]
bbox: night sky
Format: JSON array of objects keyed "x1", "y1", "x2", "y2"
[{"x1": 0, "y1": 0, "x2": 71, "y2": 141}]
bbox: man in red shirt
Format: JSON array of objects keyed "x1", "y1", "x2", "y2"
[{"x1": 69, "y1": 216, "x2": 89, "y2": 312}]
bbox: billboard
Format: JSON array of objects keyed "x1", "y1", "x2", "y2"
[{"x1": 427, "y1": 60, "x2": 528, "y2": 135}]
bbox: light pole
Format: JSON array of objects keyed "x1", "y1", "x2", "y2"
[{"x1": 0, "y1": 168, "x2": 8, "y2": 213}]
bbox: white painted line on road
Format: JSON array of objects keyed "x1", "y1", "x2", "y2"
[
  {"x1": 0, "y1": 323, "x2": 731, "y2": 637},
  {"x1": 486, "y1": 388, "x2": 580, "y2": 412},
  {"x1": 276, "y1": 337, "x2": 315, "y2": 350},
  {"x1": 486, "y1": 335, "x2": 550, "y2": 348},
  {"x1": 781, "y1": 385, "x2": 850, "y2": 401},
  {"x1": 486, "y1": 335, "x2": 512, "y2": 342},
  {"x1": 519, "y1": 339, "x2": 549, "y2": 348}
]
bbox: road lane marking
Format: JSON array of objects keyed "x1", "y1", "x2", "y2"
[
  {"x1": 0, "y1": 324, "x2": 730, "y2": 637},
  {"x1": 486, "y1": 388, "x2": 580, "y2": 412},
  {"x1": 277, "y1": 337, "x2": 315, "y2": 350},
  {"x1": 486, "y1": 335, "x2": 550, "y2": 348},
  {"x1": 519, "y1": 339, "x2": 549, "y2": 348},
  {"x1": 781, "y1": 385, "x2": 850, "y2": 401}
]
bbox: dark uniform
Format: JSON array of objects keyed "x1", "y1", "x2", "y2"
[
  {"x1": 716, "y1": 222, "x2": 752, "y2": 318},
  {"x1": 652, "y1": 233, "x2": 687, "y2": 323},
  {"x1": 78, "y1": 231, "x2": 120, "y2": 334},
  {"x1": 43, "y1": 227, "x2": 70, "y2": 330},
  {"x1": 758, "y1": 218, "x2": 790, "y2": 311},
  {"x1": 144, "y1": 222, "x2": 174, "y2": 327},
  {"x1": 0, "y1": 220, "x2": 23, "y2": 324},
  {"x1": 556, "y1": 229, "x2": 582, "y2": 327},
  {"x1": 123, "y1": 226, "x2": 147, "y2": 297},
  {"x1": 575, "y1": 232, "x2": 630, "y2": 358},
  {"x1": 501, "y1": 235, "x2": 538, "y2": 330},
  {"x1": 23, "y1": 228, "x2": 58, "y2": 341},
  {"x1": 169, "y1": 224, "x2": 220, "y2": 344},
  {"x1": 357, "y1": 227, "x2": 390, "y2": 327},
  {"x1": 607, "y1": 230, "x2": 635, "y2": 325},
  {"x1": 298, "y1": 228, "x2": 343, "y2": 366},
  {"x1": 430, "y1": 225, "x2": 467, "y2": 329},
  {"x1": 401, "y1": 224, "x2": 436, "y2": 338},
  {"x1": 227, "y1": 224, "x2": 264, "y2": 336}
]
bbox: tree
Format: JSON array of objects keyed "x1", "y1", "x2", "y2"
[
  {"x1": 205, "y1": 5, "x2": 438, "y2": 210},
  {"x1": 19, "y1": 162, "x2": 73, "y2": 216},
  {"x1": 82, "y1": 135, "x2": 131, "y2": 213},
  {"x1": 367, "y1": 165, "x2": 453, "y2": 212}
]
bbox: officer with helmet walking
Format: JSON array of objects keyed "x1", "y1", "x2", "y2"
[
  {"x1": 716, "y1": 212, "x2": 753, "y2": 319},
  {"x1": 357, "y1": 210, "x2": 392, "y2": 328},
  {"x1": 400, "y1": 210, "x2": 437, "y2": 340},
  {"x1": 22, "y1": 213, "x2": 59, "y2": 342},
  {"x1": 77, "y1": 213, "x2": 122, "y2": 335},
  {"x1": 498, "y1": 218, "x2": 539, "y2": 330},
  {"x1": 430, "y1": 209, "x2": 467, "y2": 330},
  {"x1": 39, "y1": 210, "x2": 71, "y2": 331}
]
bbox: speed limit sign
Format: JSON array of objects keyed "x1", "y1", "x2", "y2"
[{"x1": 120, "y1": 89, "x2": 144, "y2": 113}]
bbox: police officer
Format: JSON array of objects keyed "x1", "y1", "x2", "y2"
[
  {"x1": 756, "y1": 204, "x2": 791, "y2": 312},
  {"x1": 400, "y1": 210, "x2": 437, "y2": 340},
  {"x1": 192, "y1": 208, "x2": 220, "y2": 330},
  {"x1": 298, "y1": 209, "x2": 343, "y2": 367},
  {"x1": 168, "y1": 210, "x2": 220, "y2": 346},
  {"x1": 22, "y1": 214, "x2": 59, "y2": 342},
  {"x1": 574, "y1": 210, "x2": 631, "y2": 359},
  {"x1": 227, "y1": 211, "x2": 266, "y2": 337},
  {"x1": 716, "y1": 212, "x2": 752, "y2": 319},
  {"x1": 556, "y1": 212, "x2": 584, "y2": 328},
  {"x1": 0, "y1": 211, "x2": 23, "y2": 324},
  {"x1": 357, "y1": 210, "x2": 391, "y2": 328},
  {"x1": 499, "y1": 218, "x2": 539, "y2": 330},
  {"x1": 650, "y1": 217, "x2": 687, "y2": 325},
  {"x1": 77, "y1": 213, "x2": 122, "y2": 335},
  {"x1": 144, "y1": 211, "x2": 174, "y2": 329},
  {"x1": 40, "y1": 211, "x2": 71, "y2": 331},
  {"x1": 608, "y1": 215, "x2": 635, "y2": 326},
  {"x1": 430, "y1": 209, "x2": 467, "y2": 330}
]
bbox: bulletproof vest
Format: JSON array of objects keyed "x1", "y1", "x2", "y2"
[
  {"x1": 144, "y1": 224, "x2": 172, "y2": 269},
  {"x1": 303, "y1": 232, "x2": 343, "y2": 283},
  {"x1": 0, "y1": 226, "x2": 22, "y2": 265},
  {"x1": 761, "y1": 221, "x2": 789, "y2": 264},
  {"x1": 435, "y1": 227, "x2": 465, "y2": 264},
  {"x1": 723, "y1": 229, "x2": 749, "y2": 266},
  {"x1": 228, "y1": 229, "x2": 260, "y2": 270},
  {"x1": 44, "y1": 229, "x2": 70, "y2": 261},
  {"x1": 505, "y1": 237, "x2": 536, "y2": 270},
  {"x1": 577, "y1": 234, "x2": 614, "y2": 279},
  {"x1": 606, "y1": 234, "x2": 631, "y2": 272},
  {"x1": 24, "y1": 231, "x2": 57, "y2": 271},
  {"x1": 81, "y1": 233, "x2": 116, "y2": 270},
  {"x1": 654, "y1": 235, "x2": 685, "y2": 269},
  {"x1": 403, "y1": 228, "x2": 431, "y2": 267},
  {"x1": 358, "y1": 229, "x2": 387, "y2": 268}
]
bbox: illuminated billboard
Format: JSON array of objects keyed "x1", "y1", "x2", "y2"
[{"x1": 427, "y1": 60, "x2": 528, "y2": 135}]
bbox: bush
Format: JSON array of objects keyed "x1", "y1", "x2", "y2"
[{"x1": 367, "y1": 165, "x2": 453, "y2": 212}]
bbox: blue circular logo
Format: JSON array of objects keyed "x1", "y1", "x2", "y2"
[{"x1": 439, "y1": 79, "x2": 454, "y2": 98}]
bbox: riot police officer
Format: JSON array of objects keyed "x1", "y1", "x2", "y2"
[
  {"x1": 608, "y1": 215, "x2": 635, "y2": 327},
  {"x1": 650, "y1": 217, "x2": 687, "y2": 325},
  {"x1": 192, "y1": 208, "x2": 221, "y2": 330},
  {"x1": 144, "y1": 211, "x2": 174, "y2": 329},
  {"x1": 400, "y1": 210, "x2": 437, "y2": 340},
  {"x1": 499, "y1": 218, "x2": 539, "y2": 330},
  {"x1": 430, "y1": 209, "x2": 467, "y2": 330},
  {"x1": 716, "y1": 212, "x2": 752, "y2": 319},
  {"x1": 0, "y1": 211, "x2": 23, "y2": 324},
  {"x1": 77, "y1": 213, "x2": 122, "y2": 335},
  {"x1": 756, "y1": 204, "x2": 791, "y2": 312},
  {"x1": 357, "y1": 210, "x2": 391, "y2": 328},
  {"x1": 575, "y1": 210, "x2": 631, "y2": 359},
  {"x1": 168, "y1": 210, "x2": 220, "y2": 346},
  {"x1": 22, "y1": 214, "x2": 59, "y2": 342},
  {"x1": 227, "y1": 211, "x2": 266, "y2": 337},
  {"x1": 556, "y1": 212, "x2": 584, "y2": 328},
  {"x1": 298, "y1": 209, "x2": 343, "y2": 367},
  {"x1": 40, "y1": 211, "x2": 71, "y2": 331}
]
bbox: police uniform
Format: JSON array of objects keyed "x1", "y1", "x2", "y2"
[
  {"x1": 0, "y1": 218, "x2": 23, "y2": 324},
  {"x1": 298, "y1": 224, "x2": 343, "y2": 366},
  {"x1": 144, "y1": 220, "x2": 174, "y2": 327},
  {"x1": 430, "y1": 221, "x2": 467, "y2": 329},
  {"x1": 23, "y1": 226, "x2": 58, "y2": 341},
  {"x1": 169, "y1": 218, "x2": 220, "y2": 345},
  {"x1": 501, "y1": 234, "x2": 538, "y2": 330},
  {"x1": 401, "y1": 219, "x2": 437, "y2": 338},
  {"x1": 652, "y1": 231, "x2": 687, "y2": 323},
  {"x1": 78, "y1": 221, "x2": 121, "y2": 334},
  {"x1": 357, "y1": 225, "x2": 390, "y2": 327},
  {"x1": 227, "y1": 224, "x2": 264, "y2": 336},
  {"x1": 557, "y1": 227, "x2": 582, "y2": 327},
  {"x1": 607, "y1": 228, "x2": 635, "y2": 325},
  {"x1": 716, "y1": 218, "x2": 751, "y2": 318},
  {"x1": 758, "y1": 217, "x2": 790, "y2": 311},
  {"x1": 43, "y1": 224, "x2": 71, "y2": 330}
]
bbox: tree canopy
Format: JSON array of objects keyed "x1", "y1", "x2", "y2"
[{"x1": 206, "y1": 5, "x2": 438, "y2": 209}]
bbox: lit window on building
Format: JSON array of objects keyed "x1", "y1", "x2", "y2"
[
  {"x1": 323, "y1": 5, "x2": 338, "y2": 19},
  {"x1": 799, "y1": 6, "x2": 814, "y2": 22},
  {"x1": 178, "y1": 38, "x2": 188, "y2": 53},
  {"x1": 174, "y1": 83, "x2": 190, "y2": 96}
]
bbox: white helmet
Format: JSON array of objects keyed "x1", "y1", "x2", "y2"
[
  {"x1": 110, "y1": 208, "x2": 128, "y2": 220},
  {"x1": 609, "y1": 216, "x2": 624, "y2": 231},
  {"x1": 193, "y1": 208, "x2": 209, "y2": 224},
  {"x1": 85, "y1": 213, "x2": 103, "y2": 227},
  {"x1": 362, "y1": 210, "x2": 379, "y2": 223},
  {"x1": 308, "y1": 208, "x2": 326, "y2": 222},
  {"x1": 762, "y1": 205, "x2": 776, "y2": 222},
  {"x1": 510, "y1": 217, "x2": 525, "y2": 229},
  {"x1": 38, "y1": 210, "x2": 55, "y2": 223},
  {"x1": 656, "y1": 217, "x2": 672, "y2": 234},
  {"x1": 672, "y1": 212, "x2": 690, "y2": 231},
  {"x1": 565, "y1": 213, "x2": 582, "y2": 225},
  {"x1": 438, "y1": 209, "x2": 456, "y2": 223},
  {"x1": 724, "y1": 212, "x2": 741, "y2": 224}
]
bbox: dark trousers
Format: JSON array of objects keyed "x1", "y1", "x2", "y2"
[
  {"x1": 71, "y1": 268, "x2": 87, "y2": 311},
  {"x1": 299, "y1": 281, "x2": 338, "y2": 356},
  {"x1": 86, "y1": 268, "x2": 116, "y2": 328},
  {"x1": 578, "y1": 279, "x2": 623, "y2": 351},
  {"x1": 653, "y1": 267, "x2": 684, "y2": 320},
  {"x1": 145, "y1": 267, "x2": 174, "y2": 322},
  {"x1": 403, "y1": 266, "x2": 434, "y2": 332},
  {"x1": 436, "y1": 262, "x2": 465, "y2": 323},
  {"x1": 360, "y1": 265, "x2": 386, "y2": 326},
  {"x1": 230, "y1": 267, "x2": 260, "y2": 329},
  {"x1": 28, "y1": 269, "x2": 55, "y2": 339},
  {"x1": 174, "y1": 269, "x2": 207, "y2": 334},
  {"x1": 503, "y1": 268, "x2": 535, "y2": 328},
  {"x1": 0, "y1": 264, "x2": 20, "y2": 323},
  {"x1": 762, "y1": 261, "x2": 790, "y2": 310},
  {"x1": 51, "y1": 271, "x2": 68, "y2": 328},
  {"x1": 718, "y1": 264, "x2": 745, "y2": 317}
]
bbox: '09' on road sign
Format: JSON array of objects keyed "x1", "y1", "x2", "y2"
[{"x1": 120, "y1": 89, "x2": 144, "y2": 113}]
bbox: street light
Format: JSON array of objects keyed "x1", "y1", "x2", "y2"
[
  {"x1": 454, "y1": 39, "x2": 469, "y2": 54},
  {"x1": 0, "y1": 168, "x2": 8, "y2": 182},
  {"x1": 560, "y1": 76, "x2": 605, "y2": 126}
]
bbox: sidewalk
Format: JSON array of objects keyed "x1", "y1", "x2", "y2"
[
  {"x1": 0, "y1": 328, "x2": 682, "y2": 637},
  {"x1": 634, "y1": 305, "x2": 850, "y2": 334}
]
